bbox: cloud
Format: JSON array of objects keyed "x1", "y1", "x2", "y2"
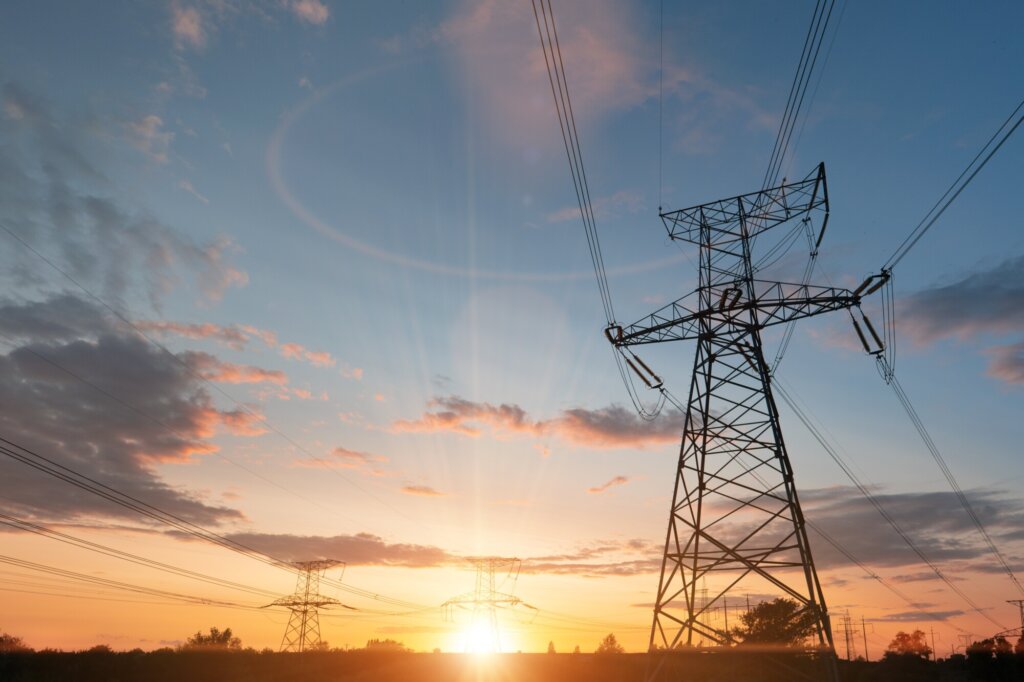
[
  {"x1": 128, "y1": 115, "x2": 174, "y2": 163},
  {"x1": 293, "y1": 446, "x2": 388, "y2": 475},
  {"x1": 392, "y1": 395, "x2": 682, "y2": 450},
  {"x1": 178, "y1": 179, "x2": 209, "y2": 204},
  {"x1": 0, "y1": 82, "x2": 247, "y2": 305},
  {"x1": 224, "y1": 532, "x2": 453, "y2": 567},
  {"x1": 985, "y1": 342, "x2": 1024, "y2": 385},
  {"x1": 896, "y1": 256, "x2": 1024, "y2": 385},
  {"x1": 384, "y1": 0, "x2": 768, "y2": 152},
  {"x1": 172, "y1": 4, "x2": 206, "y2": 50},
  {"x1": 401, "y1": 485, "x2": 446, "y2": 497},
  {"x1": 138, "y1": 319, "x2": 338, "y2": 370},
  {"x1": 279, "y1": 342, "x2": 335, "y2": 368},
  {"x1": 0, "y1": 295, "x2": 260, "y2": 526},
  {"x1": 136, "y1": 320, "x2": 250, "y2": 349},
  {"x1": 872, "y1": 610, "x2": 965, "y2": 623},
  {"x1": 522, "y1": 538, "x2": 661, "y2": 577},
  {"x1": 587, "y1": 475, "x2": 631, "y2": 495},
  {"x1": 900, "y1": 256, "x2": 1024, "y2": 344},
  {"x1": 186, "y1": 352, "x2": 288, "y2": 385},
  {"x1": 546, "y1": 190, "x2": 644, "y2": 224},
  {"x1": 290, "y1": 0, "x2": 329, "y2": 25},
  {"x1": 803, "y1": 486, "x2": 1024, "y2": 571}
]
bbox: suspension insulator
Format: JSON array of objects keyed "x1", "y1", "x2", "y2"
[
  {"x1": 631, "y1": 353, "x2": 664, "y2": 387},
  {"x1": 625, "y1": 357, "x2": 655, "y2": 389},
  {"x1": 851, "y1": 318, "x2": 872, "y2": 354},
  {"x1": 718, "y1": 287, "x2": 742, "y2": 311},
  {"x1": 862, "y1": 314, "x2": 885, "y2": 353}
]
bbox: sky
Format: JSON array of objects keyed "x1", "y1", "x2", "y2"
[{"x1": 0, "y1": 0, "x2": 1023, "y2": 657}]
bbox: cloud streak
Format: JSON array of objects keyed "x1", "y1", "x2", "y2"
[{"x1": 392, "y1": 395, "x2": 682, "y2": 450}]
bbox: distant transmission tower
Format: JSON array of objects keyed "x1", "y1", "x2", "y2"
[
  {"x1": 267, "y1": 560, "x2": 345, "y2": 652},
  {"x1": 609, "y1": 165, "x2": 871, "y2": 679},
  {"x1": 443, "y1": 557, "x2": 535, "y2": 652}
]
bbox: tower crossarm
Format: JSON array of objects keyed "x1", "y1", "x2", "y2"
[
  {"x1": 609, "y1": 280, "x2": 859, "y2": 346},
  {"x1": 660, "y1": 163, "x2": 828, "y2": 244}
]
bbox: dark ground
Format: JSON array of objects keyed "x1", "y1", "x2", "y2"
[{"x1": 3, "y1": 650, "x2": 1024, "y2": 681}]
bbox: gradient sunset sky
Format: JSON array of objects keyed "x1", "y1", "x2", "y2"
[{"x1": 1, "y1": 0, "x2": 1023, "y2": 657}]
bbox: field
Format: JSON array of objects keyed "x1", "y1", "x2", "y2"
[{"x1": 3, "y1": 650, "x2": 1023, "y2": 682}]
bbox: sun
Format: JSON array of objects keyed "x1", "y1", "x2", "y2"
[{"x1": 462, "y1": 620, "x2": 499, "y2": 654}]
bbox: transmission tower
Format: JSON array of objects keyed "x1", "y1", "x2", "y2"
[
  {"x1": 608, "y1": 164, "x2": 868, "y2": 679},
  {"x1": 1009, "y1": 599, "x2": 1024, "y2": 639},
  {"x1": 267, "y1": 560, "x2": 345, "y2": 652},
  {"x1": 442, "y1": 557, "x2": 534, "y2": 653}
]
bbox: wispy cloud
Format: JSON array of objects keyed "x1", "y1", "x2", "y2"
[
  {"x1": 401, "y1": 485, "x2": 446, "y2": 498},
  {"x1": 171, "y1": 4, "x2": 206, "y2": 50},
  {"x1": 138, "y1": 319, "x2": 338, "y2": 370},
  {"x1": 293, "y1": 446, "x2": 388, "y2": 475},
  {"x1": 178, "y1": 178, "x2": 209, "y2": 204},
  {"x1": 546, "y1": 190, "x2": 644, "y2": 224},
  {"x1": 290, "y1": 0, "x2": 329, "y2": 25},
  {"x1": 587, "y1": 475, "x2": 631, "y2": 495},
  {"x1": 392, "y1": 395, "x2": 682, "y2": 449}
]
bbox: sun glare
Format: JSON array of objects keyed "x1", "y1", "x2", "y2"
[{"x1": 462, "y1": 621, "x2": 500, "y2": 654}]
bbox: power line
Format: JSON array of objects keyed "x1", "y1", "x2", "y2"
[
  {"x1": 883, "y1": 95, "x2": 1024, "y2": 270},
  {"x1": 531, "y1": 0, "x2": 615, "y2": 325},
  {"x1": 774, "y1": 379, "x2": 1007, "y2": 632},
  {"x1": 0, "y1": 220, "x2": 414, "y2": 527},
  {"x1": 0, "y1": 510, "x2": 280, "y2": 599},
  {"x1": 875, "y1": 357, "x2": 1024, "y2": 597}
]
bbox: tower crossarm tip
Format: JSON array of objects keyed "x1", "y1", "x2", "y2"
[{"x1": 608, "y1": 281, "x2": 858, "y2": 347}]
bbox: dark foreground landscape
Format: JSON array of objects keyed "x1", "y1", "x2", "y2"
[{"x1": 3, "y1": 650, "x2": 1024, "y2": 682}]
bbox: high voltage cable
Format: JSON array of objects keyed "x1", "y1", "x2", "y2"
[
  {"x1": 0, "y1": 221, "x2": 415, "y2": 527},
  {"x1": 875, "y1": 357, "x2": 1024, "y2": 597},
  {"x1": 0, "y1": 554, "x2": 261, "y2": 611},
  {"x1": 0, "y1": 511, "x2": 279, "y2": 599},
  {"x1": 0, "y1": 332, "x2": 360, "y2": 529},
  {"x1": 774, "y1": 380, "x2": 1007, "y2": 631},
  {"x1": 883, "y1": 95, "x2": 1024, "y2": 270},
  {"x1": 0, "y1": 434, "x2": 428, "y2": 612},
  {"x1": 531, "y1": 0, "x2": 615, "y2": 325}
]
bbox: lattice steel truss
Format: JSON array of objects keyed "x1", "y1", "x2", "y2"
[
  {"x1": 442, "y1": 557, "x2": 532, "y2": 653},
  {"x1": 609, "y1": 164, "x2": 858, "y2": 675},
  {"x1": 268, "y1": 560, "x2": 342, "y2": 652}
]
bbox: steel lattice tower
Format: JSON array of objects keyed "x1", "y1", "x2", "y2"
[
  {"x1": 608, "y1": 165, "x2": 862, "y2": 677},
  {"x1": 268, "y1": 560, "x2": 342, "y2": 652},
  {"x1": 442, "y1": 557, "x2": 532, "y2": 653}
]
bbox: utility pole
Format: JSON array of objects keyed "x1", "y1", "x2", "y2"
[
  {"x1": 861, "y1": 616, "x2": 869, "y2": 661},
  {"x1": 1008, "y1": 599, "x2": 1024, "y2": 638},
  {"x1": 443, "y1": 557, "x2": 534, "y2": 653},
  {"x1": 929, "y1": 628, "x2": 937, "y2": 661},
  {"x1": 838, "y1": 612, "x2": 858, "y2": 660},
  {"x1": 609, "y1": 165, "x2": 866, "y2": 682},
  {"x1": 267, "y1": 560, "x2": 345, "y2": 652}
]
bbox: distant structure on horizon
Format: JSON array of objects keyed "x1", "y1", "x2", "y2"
[
  {"x1": 442, "y1": 557, "x2": 535, "y2": 653},
  {"x1": 266, "y1": 559, "x2": 345, "y2": 652}
]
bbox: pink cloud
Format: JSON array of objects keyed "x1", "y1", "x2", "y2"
[
  {"x1": 280, "y1": 341, "x2": 336, "y2": 368},
  {"x1": 986, "y1": 342, "x2": 1024, "y2": 385},
  {"x1": 187, "y1": 352, "x2": 288, "y2": 385},
  {"x1": 401, "y1": 485, "x2": 446, "y2": 498},
  {"x1": 171, "y1": 4, "x2": 206, "y2": 50},
  {"x1": 290, "y1": 0, "x2": 329, "y2": 25},
  {"x1": 137, "y1": 321, "x2": 248, "y2": 349},
  {"x1": 293, "y1": 446, "x2": 388, "y2": 475},
  {"x1": 587, "y1": 475, "x2": 631, "y2": 495},
  {"x1": 392, "y1": 395, "x2": 681, "y2": 450},
  {"x1": 128, "y1": 115, "x2": 173, "y2": 163}
]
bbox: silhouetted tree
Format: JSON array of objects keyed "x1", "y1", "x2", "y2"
[
  {"x1": 573, "y1": 644, "x2": 580, "y2": 654},
  {"x1": 730, "y1": 598, "x2": 817, "y2": 646},
  {"x1": 87, "y1": 644, "x2": 114, "y2": 653},
  {"x1": 595, "y1": 633, "x2": 624, "y2": 654},
  {"x1": 364, "y1": 638, "x2": 410, "y2": 652},
  {"x1": 547, "y1": 641, "x2": 556, "y2": 654},
  {"x1": 0, "y1": 632, "x2": 30, "y2": 652},
  {"x1": 885, "y1": 629, "x2": 931, "y2": 659},
  {"x1": 182, "y1": 626, "x2": 241, "y2": 650}
]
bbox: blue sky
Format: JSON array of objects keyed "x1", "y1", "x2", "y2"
[{"x1": 0, "y1": 0, "x2": 1023, "y2": 654}]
